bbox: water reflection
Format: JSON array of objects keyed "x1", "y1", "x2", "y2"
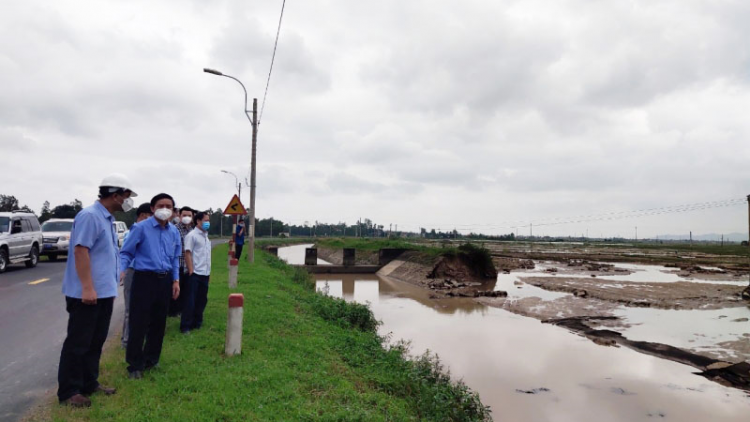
[
  {"x1": 284, "y1": 246, "x2": 750, "y2": 421},
  {"x1": 277, "y1": 243, "x2": 332, "y2": 265},
  {"x1": 315, "y1": 274, "x2": 488, "y2": 315}
]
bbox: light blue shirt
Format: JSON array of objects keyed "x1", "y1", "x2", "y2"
[
  {"x1": 120, "y1": 216, "x2": 181, "y2": 280},
  {"x1": 62, "y1": 202, "x2": 119, "y2": 299}
]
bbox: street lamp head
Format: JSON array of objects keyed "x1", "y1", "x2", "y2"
[
  {"x1": 221, "y1": 169, "x2": 229, "y2": 174},
  {"x1": 204, "y1": 68, "x2": 223, "y2": 76}
]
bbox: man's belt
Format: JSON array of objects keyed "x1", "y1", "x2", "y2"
[{"x1": 135, "y1": 270, "x2": 170, "y2": 278}]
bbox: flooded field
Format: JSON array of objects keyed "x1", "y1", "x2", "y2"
[{"x1": 279, "y1": 245, "x2": 750, "y2": 421}]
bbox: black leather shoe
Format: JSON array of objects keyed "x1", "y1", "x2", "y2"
[{"x1": 60, "y1": 394, "x2": 91, "y2": 407}]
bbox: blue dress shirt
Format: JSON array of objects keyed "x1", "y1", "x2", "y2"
[
  {"x1": 120, "y1": 216, "x2": 181, "y2": 280},
  {"x1": 62, "y1": 202, "x2": 119, "y2": 299}
]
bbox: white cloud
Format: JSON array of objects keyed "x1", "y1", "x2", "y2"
[{"x1": 1, "y1": 0, "x2": 749, "y2": 238}]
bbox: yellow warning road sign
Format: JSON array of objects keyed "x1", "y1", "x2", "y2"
[{"x1": 223, "y1": 195, "x2": 247, "y2": 215}]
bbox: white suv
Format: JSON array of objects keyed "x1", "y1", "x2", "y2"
[
  {"x1": 114, "y1": 221, "x2": 128, "y2": 248},
  {"x1": 41, "y1": 218, "x2": 74, "y2": 261},
  {"x1": 0, "y1": 212, "x2": 44, "y2": 273}
]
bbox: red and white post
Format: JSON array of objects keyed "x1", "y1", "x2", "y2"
[
  {"x1": 225, "y1": 293, "x2": 244, "y2": 356},
  {"x1": 228, "y1": 257, "x2": 238, "y2": 288}
]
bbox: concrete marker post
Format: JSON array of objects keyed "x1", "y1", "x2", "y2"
[
  {"x1": 228, "y1": 258, "x2": 239, "y2": 288},
  {"x1": 225, "y1": 293, "x2": 244, "y2": 356}
]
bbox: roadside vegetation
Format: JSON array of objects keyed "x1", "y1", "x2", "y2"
[
  {"x1": 315, "y1": 237, "x2": 452, "y2": 259},
  {"x1": 31, "y1": 245, "x2": 490, "y2": 422}
]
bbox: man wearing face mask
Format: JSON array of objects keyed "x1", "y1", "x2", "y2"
[
  {"x1": 120, "y1": 193, "x2": 181, "y2": 379},
  {"x1": 180, "y1": 211, "x2": 212, "y2": 333},
  {"x1": 168, "y1": 206, "x2": 194, "y2": 317},
  {"x1": 57, "y1": 174, "x2": 137, "y2": 408},
  {"x1": 120, "y1": 203, "x2": 153, "y2": 349}
]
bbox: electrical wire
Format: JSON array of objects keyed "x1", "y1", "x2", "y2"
[
  {"x1": 285, "y1": 197, "x2": 746, "y2": 234},
  {"x1": 259, "y1": 0, "x2": 286, "y2": 128}
]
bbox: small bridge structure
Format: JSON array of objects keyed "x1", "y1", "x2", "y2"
[{"x1": 286, "y1": 247, "x2": 407, "y2": 274}]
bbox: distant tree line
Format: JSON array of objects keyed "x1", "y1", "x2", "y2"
[{"x1": 1, "y1": 196, "x2": 523, "y2": 241}]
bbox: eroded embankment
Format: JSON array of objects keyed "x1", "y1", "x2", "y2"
[
  {"x1": 381, "y1": 252, "x2": 750, "y2": 392},
  {"x1": 378, "y1": 249, "x2": 504, "y2": 298}
]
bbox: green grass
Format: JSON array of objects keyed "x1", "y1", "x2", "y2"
[
  {"x1": 38, "y1": 245, "x2": 490, "y2": 422},
  {"x1": 255, "y1": 237, "x2": 316, "y2": 248},
  {"x1": 315, "y1": 238, "x2": 450, "y2": 258}
]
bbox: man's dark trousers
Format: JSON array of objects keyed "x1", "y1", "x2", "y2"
[
  {"x1": 180, "y1": 274, "x2": 209, "y2": 331},
  {"x1": 57, "y1": 297, "x2": 114, "y2": 402},
  {"x1": 168, "y1": 268, "x2": 188, "y2": 316},
  {"x1": 126, "y1": 271, "x2": 172, "y2": 373},
  {"x1": 235, "y1": 244, "x2": 243, "y2": 260}
]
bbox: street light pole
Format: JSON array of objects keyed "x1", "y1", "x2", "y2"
[
  {"x1": 221, "y1": 170, "x2": 241, "y2": 198},
  {"x1": 205, "y1": 67, "x2": 258, "y2": 263}
]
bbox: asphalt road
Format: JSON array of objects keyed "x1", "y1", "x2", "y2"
[{"x1": 0, "y1": 239, "x2": 227, "y2": 422}]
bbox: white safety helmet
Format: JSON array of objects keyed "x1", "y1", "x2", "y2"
[{"x1": 99, "y1": 173, "x2": 137, "y2": 197}]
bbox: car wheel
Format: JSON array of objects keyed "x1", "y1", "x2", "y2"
[
  {"x1": 0, "y1": 249, "x2": 8, "y2": 273},
  {"x1": 25, "y1": 245, "x2": 39, "y2": 268},
  {"x1": 48, "y1": 253, "x2": 58, "y2": 262}
]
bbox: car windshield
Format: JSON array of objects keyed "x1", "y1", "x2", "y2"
[
  {"x1": 0, "y1": 217, "x2": 9, "y2": 233},
  {"x1": 42, "y1": 221, "x2": 73, "y2": 232}
]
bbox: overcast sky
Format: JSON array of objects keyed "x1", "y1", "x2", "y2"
[{"x1": 1, "y1": 0, "x2": 749, "y2": 238}]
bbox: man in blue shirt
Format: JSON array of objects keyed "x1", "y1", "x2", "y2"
[
  {"x1": 120, "y1": 193, "x2": 181, "y2": 379},
  {"x1": 235, "y1": 218, "x2": 245, "y2": 259},
  {"x1": 58, "y1": 174, "x2": 137, "y2": 408},
  {"x1": 120, "y1": 203, "x2": 152, "y2": 349}
]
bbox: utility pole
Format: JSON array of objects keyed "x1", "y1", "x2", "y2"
[
  {"x1": 270, "y1": 217, "x2": 273, "y2": 237},
  {"x1": 204, "y1": 68, "x2": 257, "y2": 263},
  {"x1": 530, "y1": 223, "x2": 533, "y2": 239},
  {"x1": 635, "y1": 226, "x2": 637, "y2": 242},
  {"x1": 690, "y1": 231, "x2": 693, "y2": 247},
  {"x1": 248, "y1": 97, "x2": 257, "y2": 263}
]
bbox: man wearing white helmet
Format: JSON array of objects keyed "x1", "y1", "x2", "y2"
[{"x1": 57, "y1": 174, "x2": 136, "y2": 408}]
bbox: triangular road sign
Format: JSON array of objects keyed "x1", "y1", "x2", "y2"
[{"x1": 223, "y1": 194, "x2": 247, "y2": 215}]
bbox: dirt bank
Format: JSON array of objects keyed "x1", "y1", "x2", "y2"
[
  {"x1": 378, "y1": 251, "x2": 501, "y2": 298},
  {"x1": 521, "y1": 277, "x2": 747, "y2": 310},
  {"x1": 485, "y1": 242, "x2": 750, "y2": 275},
  {"x1": 540, "y1": 316, "x2": 750, "y2": 392}
]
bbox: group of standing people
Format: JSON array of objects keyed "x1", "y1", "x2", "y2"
[{"x1": 57, "y1": 174, "x2": 214, "y2": 407}]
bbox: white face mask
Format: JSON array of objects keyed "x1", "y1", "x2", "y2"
[
  {"x1": 181, "y1": 216, "x2": 192, "y2": 225},
  {"x1": 155, "y1": 208, "x2": 173, "y2": 221},
  {"x1": 121, "y1": 197, "x2": 134, "y2": 212}
]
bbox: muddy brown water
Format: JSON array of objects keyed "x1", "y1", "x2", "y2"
[{"x1": 281, "y1": 245, "x2": 750, "y2": 421}]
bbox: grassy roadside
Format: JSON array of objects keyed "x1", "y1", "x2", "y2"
[
  {"x1": 314, "y1": 238, "x2": 450, "y2": 259},
  {"x1": 31, "y1": 245, "x2": 490, "y2": 422}
]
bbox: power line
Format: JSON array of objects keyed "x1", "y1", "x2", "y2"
[
  {"x1": 284, "y1": 197, "x2": 746, "y2": 234},
  {"x1": 259, "y1": 0, "x2": 287, "y2": 128},
  {"x1": 384, "y1": 198, "x2": 747, "y2": 230}
]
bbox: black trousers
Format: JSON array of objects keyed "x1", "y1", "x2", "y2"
[
  {"x1": 235, "y1": 244, "x2": 244, "y2": 260},
  {"x1": 168, "y1": 268, "x2": 188, "y2": 316},
  {"x1": 57, "y1": 297, "x2": 114, "y2": 402},
  {"x1": 126, "y1": 271, "x2": 172, "y2": 373},
  {"x1": 180, "y1": 274, "x2": 209, "y2": 332}
]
